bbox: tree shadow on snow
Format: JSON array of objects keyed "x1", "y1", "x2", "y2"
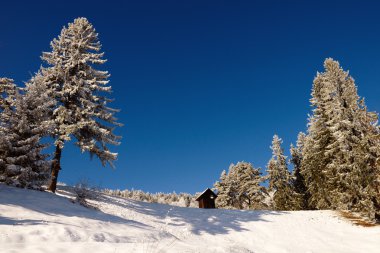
[
  {"x1": 0, "y1": 216, "x2": 84, "y2": 228},
  {"x1": 0, "y1": 184, "x2": 150, "y2": 229},
  {"x1": 98, "y1": 193, "x2": 285, "y2": 236},
  {"x1": 0, "y1": 184, "x2": 286, "y2": 236},
  {"x1": 0, "y1": 217, "x2": 49, "y2": 226}
]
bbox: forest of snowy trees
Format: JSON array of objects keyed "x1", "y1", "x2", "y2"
[
  {"x1": 214, "y1": 59, "x2": 380, "y2": 221},
  {"x1": 0, "y1": 18, "x2": 120, "y2": 191},
  {"x1": 0, "y1": 18, "x2": 379, "y2": 222}
]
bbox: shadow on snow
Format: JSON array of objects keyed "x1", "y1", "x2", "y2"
[
  {"x1": 97, "y1": 192, "x2": 284, "y2": 236},
  {"x1": 0, "y1": 183, "x2": 285, "y2": 236},
  {"x1": 0, "y1": 183, "x2": 149, "y2": 230}
]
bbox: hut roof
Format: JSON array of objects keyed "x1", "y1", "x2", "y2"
[{"x1": 195, "y1": 188, "x2": 218, "y2": 201}]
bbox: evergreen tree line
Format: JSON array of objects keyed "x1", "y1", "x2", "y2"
[
  {"x1": 214, "y1": 59, "x2": 380, "y2": 221},
  {"x1": 0, "y1": 18, "x2": 121, "y2": 191},
  {"x1": 103, "y1": 188, "x2": 199, "y2": 208}
]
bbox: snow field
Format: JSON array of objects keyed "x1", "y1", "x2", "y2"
[{"x1": 1, "y1": 184, "x2": 379, "y2": 253}]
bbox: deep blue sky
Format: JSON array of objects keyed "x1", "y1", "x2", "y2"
[{"x1": 1, "y1": 1, "x2": 380, "y2": 194}]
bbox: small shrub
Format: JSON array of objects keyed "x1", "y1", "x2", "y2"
[{"x1": 73, "y1": 180, "x2": 99, "y2": 210}]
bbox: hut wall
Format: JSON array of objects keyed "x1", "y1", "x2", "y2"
[{"x1": 198, "y1": 199, "x2": 215, "y2": 209}]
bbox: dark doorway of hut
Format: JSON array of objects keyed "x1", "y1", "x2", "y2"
[{"x1": 196, "y1": 188, "x2": 217, "y2": 208}]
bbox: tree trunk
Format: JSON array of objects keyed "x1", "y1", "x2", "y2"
[{"x1": 48, "y1": 145, "x2": 62, "y2": 193}]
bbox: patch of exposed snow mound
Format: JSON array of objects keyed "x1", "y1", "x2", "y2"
[{"x1": 0, "y1": 184, "x2": 379, "y2": 253}]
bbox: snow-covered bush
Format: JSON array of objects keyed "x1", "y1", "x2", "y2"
[{"x1": 73, "y1": 181, "x2": 99, "y2": 209}]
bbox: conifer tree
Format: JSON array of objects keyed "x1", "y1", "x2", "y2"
[
  {"x1": 0, "y1": 78, "x2": 17, "y2": 179},
  {"x1": 301, "y1": 63, "x2": 336, "y2": 209},
  {"x1": 214, "y1": 162, "x2": 267, "y2": 209},
  {"x1": 302, "y1": 58, "x2": 380, "y2": 219},
  {"x1": 214, "y1": 170, "x2": 235, "y2": 208},
  {"x1": 0, "y1": 77, "x2": 52, "y2": 188},
  {"x1": 267, "y1": 135, "x2": 295, "y2": 210},
  {"x1": 39, "y1": 17, "x2": 121, "y2": 192},
  {"x1": 290, "y1": 132, "x2": 308, "y2": 209},
  {"x1": 231, "y1": 162, "x2": 267, "y2": 209},
  {"x1": 345, "y1": 98, "x2": 380, "y2": 219}
]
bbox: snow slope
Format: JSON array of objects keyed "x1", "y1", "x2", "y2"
[{"x1": 0, "y1": 184, "x2": 379, "y2": 253}]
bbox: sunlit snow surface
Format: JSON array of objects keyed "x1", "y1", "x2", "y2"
[{"x1": 0, "y1": 184, "x2": 379, "y2": 253}]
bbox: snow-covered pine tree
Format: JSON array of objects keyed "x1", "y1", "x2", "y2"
[
  {"x1": 327, "y1": 59, "x2": 380, "y2": 219},
  {"x1": 301, "y1": 63, "x2": 336, "y2": 209},
  {"x1": 319, "y1": 59, "x2": 362, "y2": 210},
  {"x1": 0, "y1": 77, "x2": 52, "y2": 189},
  {"x1": 290, "y1": 132, "x2": 308, "y2": 209},
  {"x1": 0, "y1": 78, "x2": 17, "y2": 180},
  {"x1": 214, "y1": 162, "x2": 267, "y2": 209},
  {"x1": 230, "y1": 161, "x2": 267, "y2": 209},
  {"x1": 302, "y1": 58, "x2": 380, "y2": 220},
  {"x1": 39, "y1": 17, "x2": 121, "y2": 192},
  {"x1": 267, "y1": 135, "x2": 295, "y2": 210},
  {"x1": 214, "y1": 169, "x2": 237, "y2": 209},
  {"x1": 344, "y1": 97, "x2": 380, "y2": 220}
]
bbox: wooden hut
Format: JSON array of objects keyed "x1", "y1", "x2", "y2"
[{"x1": 195, "y1": 188, "x2": 217, "y2": 208}]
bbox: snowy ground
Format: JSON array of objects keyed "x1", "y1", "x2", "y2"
[{"x1": 0, "y1": 184, "x2": 379, "y2": 253}]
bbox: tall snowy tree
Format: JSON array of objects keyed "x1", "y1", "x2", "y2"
[
  {"x1": 267, "y1": 135, "x2": 295, "y2": 210},
  {"x1": 0, "y1": 78, "x2": 17, "y2": 178},
  {"x1": 214, "y1": 170, "x2": 236, "y2": 208},
  {"x1": 344, "y1": 98, "x2": 380, "y2": 220},
  {"x1": 39, "y1": 17, "x2": 121, "y2": 192},
  {"x1": 302, "y1": 58, "x2": 380, "y2": 220},
  {"x1": 290, "y1": 132, "x2": 308, "y2": 209},
  {"x1": 231, "y1": 162, "x2": 267, "y2": 209},
  {"x1": 0, "y1": 77, "x2": 52, "y2": 188},
  {"x1": 301, "y1": 61, "x2": 336, "y2": 209},
  {"x1": 214, "y1": 162, "x2": 267, "y2": 209}
]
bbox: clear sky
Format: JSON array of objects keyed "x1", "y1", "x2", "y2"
[{"x1": 1, "y1": 1, "x2": 380, "y2": 194}]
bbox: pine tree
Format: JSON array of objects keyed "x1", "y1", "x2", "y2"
[
  {"x1": 0, "y1": 77, "x2": 52, "y2": 188},
  {"x1": 0, "y1": 78, "x2": 17, "y2": 180},
  {"x1": 214, "y1": 170, "x2": 236, "y2": 208},
  {"x1": 214, "y1": 162, "x2": 267, "y2": 209},
  {"x1": 301, "y1": 62, "x2": 336, "y2": 209},
  {"x1": 290, "y1": 132, "x2": 308, "y2": 209},
  {"x1": 231, "y1": 162, "x2": 267, "y2": 209},
  {"x1": 267, "y1": 135, "x2": 295, "y2": 210},
  {"x1": 302, "y1": 58, "x2": 380, "y2": 220},
  {"x1": 318, "y1": 59, "x2": 360, "y2": 210},
  {"x1": 346, "y1": 98, "x2": 380, "y2": 220},
  {"x1": 39, "y1": 17, "x2": 121, "y2": 192}
]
